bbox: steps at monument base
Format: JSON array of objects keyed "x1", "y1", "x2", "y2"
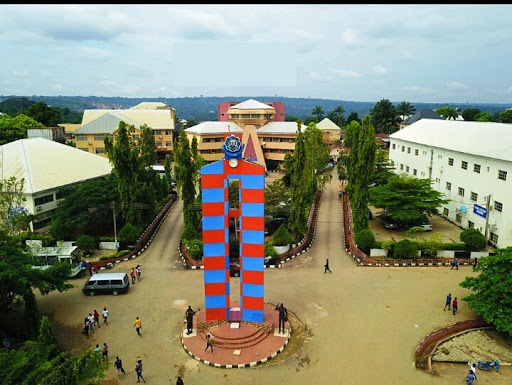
[
  {"x1": 208, "y1": 329, "x2": 270, "y2": 349},
  {"x1": 202, "y1": 323, "x2": 272, "y2": 349}
]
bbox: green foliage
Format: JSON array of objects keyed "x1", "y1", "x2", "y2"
[
  {"x1": 139, "y1": 124, "x2": 156, "y2": 168},
  {"x1": 0, "y1": 176, "x2": 31, "y2": 237},
  {"x1": 369, "y1": 174, "x2": 450, "y2": 224},
  {"x1": 460, "y1": 228, "x2": 486, "y2": 251},
  {"x1": 462, "y1": 108, "x2": 482, "y2": 121},
  {"x1": 99, "y1": 249, "x2": 131, "y2": 261},
  {"x1": 372, "y1": 149, "x2": 394, "y2": 186},
  {"x1": 265, "y1": 179, "x2": 290, "y2": 219},
  {"x1": 393, "y1": 239, "x2": 419, "y2": 259},
  {"x1": 474, "y1": 111, "x2": 492, "y2": 122},
  {"x1": 435, "y1": 106, "x2": 458, "y2": 120},
  {"x1": 500, "y1": 109, "x2": 512, "y2": 123},
  {"x1": 311, "y1": 105, "x2": 325, "y2": 121},
  {"x1": 418, "y1": 233, "x2": 444, "y2": 257},
  {"x1": 345, "y1": 112, "x2": 361, "y2": 125},
  {"x1": 118, "y1": 223, "x2": 140, "y2": 244},
  {"x1": 229, "y1": 237, "x2": 240, "y2": 259},
  {"x1": 354, "y1": 229, "x2": 375, "y2": 254},
  {"x1": 272, "y1": 223, "x2": 295, "y2": 246},
  {"x1": 396, "y1": 101, "x2": 416, "y2": 119},
  {"x1": 23, "y1": 290, "x2": 40, "y2": 340},
  {"x1": 460, "y1": 248, "x2": 512, "y2": 336},
  {"x1": 380, "y1": 240, "x2": 395, "y2": 250},
  {"x1": 181, "y1": 222, "x2": 198, "y2": 240},
  {"x1": 265, "y1": 241, "x2": 278, "y2": 258},
  {"x1": 228, "y1": 180, "x2": 239, "y2": 209},
  {"x1": 0, "y1": 113, "x2": 44, "y2": 144},
  {"x1": 439, "y1": 242, "x2": 466, "y2": 251},
  {"x1": 266, "y1": 160, "x2": 279, "y2": 171},
  {"x1": 370, "y1": 99, "x2": 400, "y2": 134},
  {"x1": 26, "y1": 102, "x2": 61, "y2": 126},
  {"x1": 76, "y1": 235, "x2": 96, "y2": 254},
  {"x1": 326, "y1": 105, "x2": 345, "y2": 128},
  {"x1": 183, "y1": 239, "x2": 203, "y2": 261},
  {"x1": 37, "y1": 316, "x2": 59, "y2": 358}
]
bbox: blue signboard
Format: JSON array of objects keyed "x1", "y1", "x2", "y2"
[{"x1": 473, "y1": 204, "x2": 487, "y2": 218}]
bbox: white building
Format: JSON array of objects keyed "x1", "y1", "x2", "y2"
[
  {"x1": 1, "y1": 137, "x2": 112, "y2": 232},
  {"x1": 389, "y1": 119, "x2": 512, "y2": 249}
]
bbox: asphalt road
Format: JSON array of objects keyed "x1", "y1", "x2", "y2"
[{"x1": 36, "y1": 172, "x2": 511, "y2": 385}]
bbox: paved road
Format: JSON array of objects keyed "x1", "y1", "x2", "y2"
[{"x1": 37, "y1": 173, "x2": 511, "y2": 385}]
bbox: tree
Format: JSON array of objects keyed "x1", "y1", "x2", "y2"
[
  {"x1": 460, "y1": 228, "x2": 486, "y2": 251},
  {"x1": 462, "y1": 108, "x2": 482, "y2": 121},
  {"x1": 0, "y1": 176, "x2": 31, "y2": 237},
  {"x1": 460, "y1": 248, "x2": 512, "y2": 336},
  {"x1": 370, "y1": 99, "x2": 400, "y2": 134},
  {"x1": 393, "y1": 239, "x2": 419, "y2": 259},
  {"x1": 118, "y1": 223, "x2": 140, "y2": 244},
  {"x1": 311, "y1": 105, "x2": 325, "y2": 122},
  {"x1": 164, "y1": 155, "x2": 173, "y2": 191},
  {"x1": 0, "y1": 113, "x2": 44, "y2": 145},
  {"x1": 369, "y1": 174, "x2": 450, "y2": 225},
  {"x1": 303, "y1": 122, "x2": 331, "y2": 196},
  {"x1": 272, "y1": 223, "x2": 295, "y2": 246},
  {"x1": 371, "y1": 149, "x2": 395, "y2": 186},
  {"x1": 76, "y1": 234, "x2": 96, "y2": 255},
  {"x1": 354, "y1": 229, "x2": 375, "y2": 254},
  {"x1": 26, "y1": 102, "x2": 61, "y2": 126},
  {"x1": 396, "y1": 101, "x2": 416, "y2": 120},
  {"x1": 37, "y1": 316, "x2": 59, "y2": 358},
  {"x1": 345, "y1": 112, "x2": 361, "y2": 125},
  {"x1": 327, "y1": 105, "x2": 345, "y2": 128},
  {"x1": 139, "y1": 124, "x2": 156, "y2": 168},
  {"x1": 435, "y1": 106, "x2": 458, "y2": 120},
  {"x1": 474, "y1": 112, "x2": 492, "y2": 122},
  {"x1": 265, "y1": 179, "x2": 290, "y2": 220},
  {"x1": 500, "y1": 109, "x2": 512, "y2": 123}
]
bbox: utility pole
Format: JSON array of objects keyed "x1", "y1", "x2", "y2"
[
  {"x1": 112, "y1": 201, "x2": 118, "y2": 253},
  {"x1": 484, "y1": 194, "x2": 491, "y2": 242}
]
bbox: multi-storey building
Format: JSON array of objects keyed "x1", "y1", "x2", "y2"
[
  {"x1": 389, "y1": 119, "x2": 512, "y2": 248},
  {"x1": 72, "y1": 102, "x2": 175, "y2": 161}
]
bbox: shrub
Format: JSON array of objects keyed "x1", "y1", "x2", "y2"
[
  {"x1": 354, "y1": 229, "x2": 376, "y2": 254},
  {"x1": 184, "y1": 239, "x2": 203, "y2": 261},
  {"x1": 76, "y1": 234, "x2": 96, "y2": 254},
  {"x1": 460, "y1": 228, "x2": 486, "y2": 251},
  {"x1": 118, "y1": 223, "x2": 140, "y2": 244},
  {"x1": 381, "y1": 240, "x2": 395, "y2": 250},
  {"x1": 99, "y1": 250, "x2": 131, "y2": 261},
  {"x1": 418, "y1": 233, "x2": 444, "y2": 257},
  {"x1": 265, "y1": 241, "x2": 278, "y2": 258},
  {"x1": 272, "y1": 224, "x2": 295, "y2": 246},
  {"x1": 393, "y1": 239, "x2": 419, "y2": 259},
  {"x1": 441, "y1": 242, "x2": 466, "y2": 251},
  {"x1": 181, "y1": 222, "x2": 198, "y2": 241},
  {"x1": 99, "y1": 236, "x2": 116, "y2": 242}
]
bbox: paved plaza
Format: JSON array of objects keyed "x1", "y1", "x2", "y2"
[{"x1": 37, "y1": 173, "x2": 511, "y2": 385}]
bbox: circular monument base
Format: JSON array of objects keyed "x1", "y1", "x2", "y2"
[{"x1": 181, "y1": 302, "x2": 291, "y2": 368}]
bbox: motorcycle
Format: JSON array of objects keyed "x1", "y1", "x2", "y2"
[{"x1": 477, "y1": 359, "x2": 500, "y2": 371}]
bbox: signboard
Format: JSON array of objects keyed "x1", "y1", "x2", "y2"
[{"x1": 473, "y1": 204, "x2": 487, "y2": 218}]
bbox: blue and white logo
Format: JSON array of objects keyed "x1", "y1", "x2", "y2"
[{"x1": 222, "y1": 134, "x2": 243, "y2": 159}]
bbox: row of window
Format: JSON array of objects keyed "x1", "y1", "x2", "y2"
[
  {"x1": 229, "y1": 114, "x2": 273, "y2": 119},
  {"x1": 444, "y1": 182, "x2": 503, "y2": 211},
  {"x1": 202, "y1": 137, "x2": 224, "y2": 143},
  {"x1": 443, "y1": 209, "x2": 499, "y2": 244},
  {"x1": 261, "y1": 137, "x2": 295, "y2": 143},
  {"x1": 33, "y1": 217, "x2": 52, "y2": 230},
  {"x1": 34, "y1": 194, "x2": 54, "y2": 206},
  {"x1": 263, "y1": 148, "x2": 293, "y2": 154},
  {"x1": 153, "y1": 130, "x2": 172, "y2": 136},
  {"x1": 200, "y1": 149, "x2": 224, "y2": 154}
]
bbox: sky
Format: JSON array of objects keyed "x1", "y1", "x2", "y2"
[{"x1": 1, "y1": 4, "x2": 512, "y2": 104}]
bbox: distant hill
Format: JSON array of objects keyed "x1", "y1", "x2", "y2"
[{"x1": 1, "y1": 94, "x2": 510, "y2": 123}]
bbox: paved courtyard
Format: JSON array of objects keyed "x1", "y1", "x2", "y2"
[{"x1": 36, "y1": 173, "x2": 511, "y2": 385}]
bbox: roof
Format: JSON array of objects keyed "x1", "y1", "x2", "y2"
[
  {"x1": 401, "y1": 109, "x2": 443, "y2": 125},
  {"x1": 257, "y1": 121, "x2": 306, "y2": 134},
  {"x1": 1, "y1": 137, "x2": 112, "y2": 194},
  {"x1": 229, "y1": 99, "x2": 275, "y2": 110},
  {"x1": 316, "y1": 118, "x2": 341, "y2": 131},
  {"x1": 80, "y1": 109, "x2": 174, "y2": 132},
  {"x1": 389, "y1": 119, "x2": 512, "y2": 162},
  {"x1": 185, "y1": 122, "x2": 244, "y2": 135},
  {"x1": 75, "y1": 112, "x2": 136, "y2": 135},
  {"x1": 27, "y1": 240, "x2": 78, "y2": 257},
  {"x1": 130, "y1": 102, "x2": 168, "y2": 109}
]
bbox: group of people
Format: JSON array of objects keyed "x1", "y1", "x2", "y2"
[
  {"x1": 443, "y1": 293, "x2": 459, "y2": 315},
  {"x1": 82, "y1": 307, "x2": 109, "y2": 338},
  {"x1": 451, "y1": 256, "x2": 478, "y2": 271},
  {"x1": 130, "y1": 265, "x2": 142, "y2": 284},
  {"x1": 464, "y1": 363, "x2": 478, "y2": 384}
]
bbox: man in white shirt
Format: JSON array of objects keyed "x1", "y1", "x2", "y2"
[
  {"x1": 88, "y1": 313, "x2": 95, "y2": 333},
  {"x1": 103, "y1": 307, "x2": 109, "y2": 326}
]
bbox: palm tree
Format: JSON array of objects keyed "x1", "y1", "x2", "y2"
[
  {"x1": 311, "y1": 105, "x2": 325, "y2": 122},
  {"x1": 327, "y1": 105, "x2": 345, "y2": 128},
  {"x1": 435, "y1": 106, "x2": 458, "y2": 120},
  {"x1": 396, "y1": 101, "x2": 416, "y2": 120},
  {"x1": 370, "y1": 99, "x2": 400, "y2": 134}
]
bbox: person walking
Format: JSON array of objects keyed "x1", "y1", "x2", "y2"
[
  {"x1": 472, "y1": 257, "x2": 478, "y2": 271},
  {"x1": 470, "y1": 363, "x2": 478, "y2": 379},
  {"x1": 135, "y1": 359, "x2": 146, "y2": 383},
  {"x1": 114, "y1": 356, "x2": 126, "y2": 378},
  {"x1": 185, "y1": 306, "x2": 197, "y2": 335},
  {"x1": 102, "y1": 342, "x2": 109, "y2": 361},
  {"x1": 443, "y1": 293, "x2": 452, "y2": 311},
  {"x1": 464, "y1": 369, "x2": 476, "y2": 385},
  {"x1": 94, "y1": 344, "x2": 102, "y2": 363},
  {"x1": 451, "y1": 256, "x2": 459, "y2": 270},
  {"x1": 136, "y1": 264, "x2": 141, "y2": 281},
  {"x1": 130, "y1": 268, "x2": 136, "y2": 284},
  {"x1": 102, "y1": 307, "x2": 109, "y2": 326},
  {"x1": 88, "y1": 313, "x2": 95, "y2": 333},
  {"x1": 204, "y1": 332, "x2": 214, "y2": 353},
  {"x1": 176, "y1": 376, "x2": 184, "y2": 385},
  {"x1": 134, "y1": 316, "x2": 142, "y2": 337},
  {"x1": 452, "y1": 297, "x2": 458, "y2": 315},
  {"x1": 93, "y1": 309, "x2": 101, "y2": 328},
  {"x1": 88, "y1": 262, "x2": 93, "y2": 277},
  {"x1": 324, "y1": 258, "x2": 332, "y2": 273},
  {"x1": 82, "y1": 317, "x2": 90, "y2": 338}
]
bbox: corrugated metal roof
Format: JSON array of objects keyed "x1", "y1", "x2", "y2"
[
  {"x1": 130, "y1": 102, "x2": 167, "y2": 109},
  {"x1": 185, "y1": 122, "x2": 244, "y2": 135},
  {"x1": 257, "y1": 121, "x2": 306, "y2": 134},
  {"x1": 81, "y1": 109, "x2": 174, "y2": 130},
  {"x1": 229, "y1": 99, "x2": 275, "y2": 110},
  {"x1": 401, "y1": 109, "x2": 443, "y2": 125},
  {"x1": 74, "y1": 112, "x2": 135, "y2": 134},
  {"x1": 316, "y1": 118, "x2": 341, "y2": 131},
  {"x1": 390, "y1": 119, "x2": 512, "y2": 162},
  {"x1": 1, "y1": 137, "x2": 112, "y2": 194}
]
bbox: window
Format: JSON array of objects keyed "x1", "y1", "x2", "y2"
[
  {"x1": 165, "y1": 130, "x2": 172, "y2": 135},
  {"x1": 443, "y1": 208, "x2": 449, "y2": 216},
  {"x1": 498, "y1": 170, "x2": 507, "y2": 181},
  {"x1": 78, "y1": 148, "x2": 89, "y2": 152},
  {"x1": 33, "y1": 217, "x2": 52, "y2": 230},
  {"x1": 250, "y1": 114, "x2": 260, "y2": 118},
  {"x1": 155, "y1": 141, "x2": 162, "y2": 147},
  {"x1": 437, "y1": 155, "x2": 442, "y2": 159},
  {"x1": 421, "y1": 172, "x2": 425, "y2": 177},
  {"x1": 132, "y1": 135, "x2": 139, "y2": 141},
  {"x1": 414, "y1": 149, "x2": 418, "y2": 156},
  {"x1": 461, "y1": 161, "x2": 468, "y2": 170},
  {"x1": 468, "y1": 221, "x2": 474, "y2": 229},
  {"x1": 448, "y1": 158, "x2": 454, "y2": 166},
  {"x1": 407, "y1": 147, "x2": 411, "y2": 154},
  {"x1": 400, "y1": 164, "x2": 404, "y2": 170},
  {"x1": 392, "y1": 144, "x2": 396, "y2": 149},
  {"x1": 154, "y1": 130, "x2": 162, "y2": 136},
  {"x1": 446, "y1": 182, "x2": 451, "y2": 190},
  {"x1": 456, "y1": 213, "x2": 462, "y2": 223},
  {"x1": 470, "y1": 192, "x2": 478, "y2": 202},
  {"x1": 34, "y1": 194, "x2": 54, "y2": 206},
  {"x1": 473, "y1": 164, "x2": 481, "y2": 173},
  {"x1": 458, "y1": 187, "x2": 465, "y2": 196},
  {"x1": 241, "y1": 114, "x2": 250, "y2": 119},
  {"x1": 413, "y1": 169, "x2": 417, "y2": 176},
  {"x1": 401, "y1": 146, "x2": 405, "y2": 152},
  {"x1": 490, "y1": 232, "x2": 499, "y2": 244},
  {"x1": 494, "y1": 201, "x2": 503, "y2": 212},
  {"x1": 77, "y1": 135, "x2": 88, "y2": 142},
  {"x1": 406, "y1": 166, "x2": 409, "y2": 172},
  {"x1": 423, "y1": 151, "x2": 427, "y2": 155},
  {"x1": 95, "y1": 147, "x2": 105, "y2": 154},
  {"x1": 94, "y1": 134, "x2": 105, "y2": 141},
  {"x1": 165, "y1": 141, "x2": 172, "y2": 146}
]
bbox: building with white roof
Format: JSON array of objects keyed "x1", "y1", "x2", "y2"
[
  {"x1": 389, "y1": 119, "x2": 512, "y2": 248},
  {"x1": 74, "y1": 102, "x2": 175, "y2": 161},
  {"x1": 0, "y1": 137, "x2": 112, "y2": 232},
  {"x1": 316, "y1": 117, "x2": 341, "y2": 143}
]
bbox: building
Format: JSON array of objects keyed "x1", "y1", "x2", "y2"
[
  {"x1": 27, "y1": 127, "x2": 66, "y2": 143},
  {"x1": 0, "y1": 137, "x2": 112, "y2": 232},
  {"x1": 72, "y1": 102, "x2": 175, "y2": 161},
  {"x1": 399, "y1": 109, "x2": 443, "y2": 129},
  {"x1": 186, "y1": 99, "x2": 307, "y2": 169},
  {"x1": 316, "y1": 117, "x2": 341, "y2": 144},
  {"x1": 389, "y1": 119, "x2": 512, "y2": 248}
]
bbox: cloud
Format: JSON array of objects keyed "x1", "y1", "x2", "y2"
[
  {"x1": 308, "y1": 72, "x2": 332, "y2": 81},
  {"x1": 446, "y1": 81, "x2": 468, "y2": 90},
  {"x1": 342, "y1": 28, "x2": 358, "y2": 46},
  {"x1": 373, "y1": 65, "x2": 388, "y2": 75},
  {"x1": 331, "y1": 69, "x2": 362, "y2": 79},
  {"x1": 173, "y1": 8, "x2": 239, "y2": 40}
]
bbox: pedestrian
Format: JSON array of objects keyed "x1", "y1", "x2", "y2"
[
  {"x1": 204, "y1": 331, "x2": 214, "y2": 353},
  {"x1": 134, "y1": 316, "x2": 142, "y2": 337},
  {"x1": 102, "y1": 307, "x2": 109, "y2": 326},
  {"x1": 102, "y1": 342, "x2": 109, "y2": 361},
  {"x1": 452, "y1": 297, "x2": 458, "y2": 315},
  {"x1": 88, "y1": 262, "x2": 93, "y2": 277},
  {"x1": 324, "y1": 258, "x2": 332, "y2": 273},
  {"x1": 80, "y1": 260, "x2": 87, "y2": 277},
  {"x1": 444, "y1": 293, "x2": 452, "y2": 311},
  {"x1": 114, "y1": 356, "x2": 126, "y2": 378},
  {"x1": 93, "y1": 263, "x2": 99, "y2": 274},
  {"x1": 451, "y1": 256, "x2": 459, "y2": 270},
  {"x1": 176, "y1": 375, "x2": 184, "y2": 385},
  {"x1": 464, "y1": 369, "x2": 476, "y2": 385},
  {"x1": 136, "y1": 264, "x2": 141, "y2": 281},
  {"x1": 93, "y1": 309, "x2": 101, "y2": 328},
  {"x1": 130, "y1": 267, "x2": 136, "y2": 284},
  {"x1": 185, "y1": 306, "x2": 196, "y2": 335},
  {"x1": 472, "y1": 257, "x2": 478, "y2": 271},
  {"x1": 470, "y1": 363, "x2": 478, "y2": 379},
  {"x1": 82, "y1": 317, "x2": 90, "y2": 338},
  {"x1": 135, "y1": 359, "x2": 146, "y2": 383},
  {"x1": 94, "y1": 344, "x2": 102, "y2": 363},
  {"x1": 275, "y1": 303, "x2": 288, "y2": 334},
  {"x1": 88, "y1": 313, "x2": 95, "y2": 333}
]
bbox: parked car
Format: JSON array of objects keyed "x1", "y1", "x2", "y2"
[
  {"x1": 379, "y1": 214, "x2": 399, "y2": 229},
  {"x1": 411, "y1": 215, "x2": 433, "y2": 231}
]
